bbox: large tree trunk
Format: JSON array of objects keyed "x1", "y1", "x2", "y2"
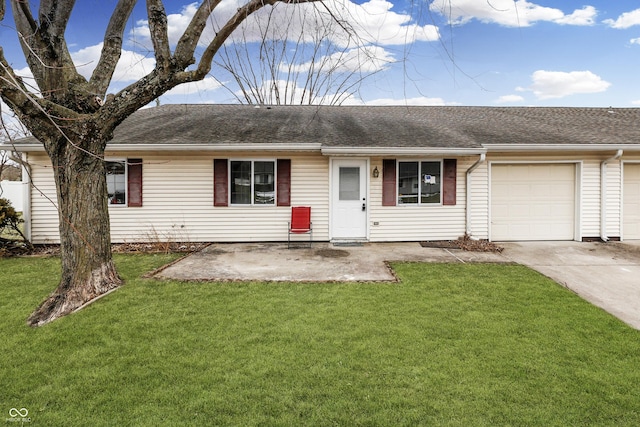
[{"x1": 27, "y1": 142, "x2": 121, "y2": 327}]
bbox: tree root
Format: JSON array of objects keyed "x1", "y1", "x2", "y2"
[{"x1": 27, "y1": 261, "x2": 122, "y2": 327}]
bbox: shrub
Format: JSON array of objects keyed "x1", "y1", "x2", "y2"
[{"x1": 0, "y1": 197, "x2": 31, "y2": 255}]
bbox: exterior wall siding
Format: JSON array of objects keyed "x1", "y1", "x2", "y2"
[
  {"x1": 26, "y1": 150, "x2": 631, "y2": 244},
  {"x1": 485, "y1": 153, "x2": 622, "y2": 241},
  {"x1": 368, "y1": 157, "x2": 477, "y2": 242},
  {"x1": 604, "y1": 160, "x2": 622, "y2": 239},
  {"x1": 28, "y1": 152, "x2": 329, "y2": 244},
  {"x1": 469, "y1": 161, "x2": 489, "y2": 240}
]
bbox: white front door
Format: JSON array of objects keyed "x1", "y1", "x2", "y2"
[{"x1": 331, "y1": 159, "x2": 368, "y2": 240}]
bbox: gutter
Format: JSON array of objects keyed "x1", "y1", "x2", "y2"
[
  {"x1": 321, "y1": 147, "x2": 486, "y2": 156},
  {"x1": 483, "y1": 144, "x2": 640, "y2": 152},
  {"x1": 466, "y1": 152, "x2": 487, "y2": 237},
  {"x1": 8, "y1": 143, "x2": 325, "y2": 153},
  {"x1": 601, "y1": 149, "x2": 623, "y2": 242}
]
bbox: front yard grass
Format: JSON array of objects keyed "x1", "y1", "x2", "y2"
[{"x1": 1, "y1": 254, "x2": 639, "y2": 426}]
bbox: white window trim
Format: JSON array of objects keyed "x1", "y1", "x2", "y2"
[
  {"x1": 396, "y1": 159, "x2": 443, "y2": 206},
  {"x1": 229, "y1": 159, "x2": 277, "y2": 206}
]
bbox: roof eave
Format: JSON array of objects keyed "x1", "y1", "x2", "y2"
[
  {"x1": 321, "y1": 147, "x2": 487, "y2": 156},
  {"x1": 483, "y1": 144, "x2": 640, "y2": 152},
  {"x1": 5, "y1": 143, "x2": 324, "y2": 153}
]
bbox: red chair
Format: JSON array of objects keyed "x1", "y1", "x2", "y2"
[{"x1": 288, "y1": 206, "x2": 312, "y2": 248}]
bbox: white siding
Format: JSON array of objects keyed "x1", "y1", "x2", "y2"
[
  {"x1": 368, "y1": 157, "x2": 476, "y2": 242},
  {"x1": 27, "y1": 152, "x2": 329, "y2": 244},
  {"x1": 26, "y1": 150, "x2": 630, "y2": 244},
  {"x1": 604, "y1": 160, "x2": 622, "y2": 239},
  {"x1": 469, "y1": 161, "x2": 489, "y2": 240},
  {"x1": 581, "y1": 159, "x2": 601, "y2": 239}
]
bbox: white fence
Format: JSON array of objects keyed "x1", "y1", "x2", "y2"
[{"x1": 0, "y1": 180, "x2": 24, "y2": 211}]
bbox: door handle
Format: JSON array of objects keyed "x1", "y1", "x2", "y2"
[{"x1": 362, "y1": 203, "x2": 366, "y2": 211}]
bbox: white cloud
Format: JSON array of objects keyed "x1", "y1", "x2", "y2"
[
  {"x1": 72, "y1": 43, "x2": 156, "y2": 83},
  {"x1": 528, "y1": 70, "x2": 611, "y2": 99},
  {"x1": 165, "y1": 77, "x2": 222, "y2": 96},
  {"x1": 286, "y1": 46, "x2": 395, "y2": 74},
  {"x1": 496, "y1": 94, "x2": 525, "y2": 104},
  {"x1": 632, "y1": 100, "x2": 640, "y2": 106},
  {"x1": 429, "y1": 0, "x2": 596, "y2": 27},
  {"x1": 630, "y1": 37, "x2": 640, "y2": 45},
  {"x1": 131, "y1": 0, "x2": 439, "y2": 50},
  {"x1": 230, "y1": 79, "x2": 359, "y2": 105},
  {"x1": 603, "y1": 8, "x2": 640, "y2": 29}
]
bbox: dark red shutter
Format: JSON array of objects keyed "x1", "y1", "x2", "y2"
[
  {"x1": 442, "y1": 159, "x2": 457, "y2": 206},
  {"x1": 127, "y1": 158, "x2": 143, "y2": 207},
  {"x1": 214, "y1": 159, "x2": 228, "y2": 207},
  {"x1": 277, "y1": 159, "x2": 291, "y2": 207},
  {"x1": 382, "y1": 159, "x2": 396, "y2": 206}
]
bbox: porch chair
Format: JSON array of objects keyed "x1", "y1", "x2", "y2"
[{"x1": 288, "y1": 206, "x2": 312, "y2": 249}]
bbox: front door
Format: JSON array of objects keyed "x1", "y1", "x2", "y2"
[{"x1": 331, "y1": 159, "x2": 368, "y2": 240}]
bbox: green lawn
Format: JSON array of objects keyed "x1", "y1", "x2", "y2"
[{"x1": 1, "y1": 255, "x2": 639, "y2": 426}]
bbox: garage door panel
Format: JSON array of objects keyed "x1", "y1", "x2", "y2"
[
  {"x1": 491, "y1": 164, "x2": 575, "y2": 241},
  {"x1": 624, "y1": 164, "x2": 640, "y2": 240}
]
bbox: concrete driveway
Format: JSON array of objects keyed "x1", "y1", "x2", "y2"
[
  {"x1": 155, "y1": 240, "x2": 640, "y2": 330},
  {"x1": 501, "y1": 241, "x2": 640, "y2": 330}
]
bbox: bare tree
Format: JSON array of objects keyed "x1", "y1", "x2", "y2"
[
  {"x1": 0, "y1": 0, "x2": 324, "y2": 326},
  {"x1": 213, "y1": 5, "x2": 391, "y2": 105}
]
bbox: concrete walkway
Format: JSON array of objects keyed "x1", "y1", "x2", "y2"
[
  {"x1": 155, "y1": 242, "x2": 507, "y2": 282},
  {"x1": 155, "y1": 240, "x2": 640, "y2": 330}
]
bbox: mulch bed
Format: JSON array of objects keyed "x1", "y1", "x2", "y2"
[
  {"x1": 0, "y1": 241, "x2": 209, "y2": 257},
  {"x1": 421, "y1": 236, "x2": 504, "y2": 253}
]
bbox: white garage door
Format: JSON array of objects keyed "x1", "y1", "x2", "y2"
[
  {"x1": 623, "y1": 164, "x2": 640, "y2": 240},
  {"x1": 491, "y1": 164, "x2": 575, "y2": 241}
]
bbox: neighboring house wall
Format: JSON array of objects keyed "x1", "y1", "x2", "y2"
[{"x1": 0, "y1": 180, "x2": 24, "y2": 211}]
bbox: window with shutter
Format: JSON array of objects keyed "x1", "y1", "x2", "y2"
[{"x1": 214, "y1": 158, "x2": 291, "y2": 207}]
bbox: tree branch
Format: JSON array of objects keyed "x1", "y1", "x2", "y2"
[
  {"x1": 90, "y1": 0, "x2": 137, "y2": 96},
  {"x1": 174, "y1": 0, "x2": 222, "y2": 69},
  {"x1": 146, "y1": 0, "x2": 172, "y2": 73},
  {"x1": 39, "y1": 0, "x2": 76, "y2": 36}
]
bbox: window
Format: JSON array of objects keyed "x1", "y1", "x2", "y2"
[
  {"x1": 230, "y1": 160, "x2": 275, "y2": 205},
  {"x1": 105, "y1": 158, "x2": 143, "y2": 207},
  {"x1": 397, "y1": 161, "x2": 441, "y2": 205},
  {"x1": 106, "y1": 160, "x2": 126, "y2": 205},
  {"x1": 214, "y1": 159, "x2": 290, "y2": 207}
]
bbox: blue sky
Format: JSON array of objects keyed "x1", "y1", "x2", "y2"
[{"x1": 1, "y1": 0, "x2": 640, "y2": 107}]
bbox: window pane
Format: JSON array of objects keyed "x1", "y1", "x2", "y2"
[
  {"x1": 106, "y1": 161, "x2": 126, "y2": 205},
  {"x1": 421, "y1": 161, "x2": 441, "y2": 204},
  {"x1": 231, "y1": 161, "x2": 251, "y2": 204},
  {"x1": 339, "y1": 167, "x2": 360, "y2": 200},
  {"x1": 254, "y1": 161, "x2": 275, "y2": 205},
  {"x1": 398, "y1": 162, "x2": 418, "y2": 204}
]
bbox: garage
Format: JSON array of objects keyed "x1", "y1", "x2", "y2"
[
  {"x1": 623, "y1": 163, "x2": 640, "y2": 240},
  {"x1": 491, "y1": 163, "x2": 576, "y2": 241}
]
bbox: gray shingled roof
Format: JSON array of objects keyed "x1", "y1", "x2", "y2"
[
  {"x1": 9, "y1": 104, "x2": 640, "y2": 150},
  {"x1": 110, "y1": 104, "x2": 640, "y2": 148}
]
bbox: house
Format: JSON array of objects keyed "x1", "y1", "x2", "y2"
[{"x1": 7, "y1": 104, "x2": 640, "y2": 244}]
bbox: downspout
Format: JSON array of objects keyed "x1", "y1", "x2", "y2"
[
  {"x1": 600, "y1": 149, "x2": 623, "y2": 242},
  {"x1": 466, "y1": 153, "x2": 486, "y2": 237}
]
